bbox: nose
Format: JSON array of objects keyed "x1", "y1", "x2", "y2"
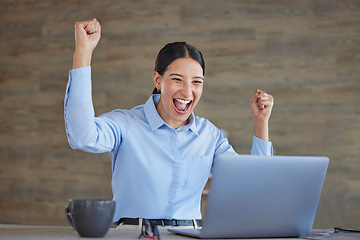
[{"x1": 182, "y1": 82, "x2": 192, "y2": 98}]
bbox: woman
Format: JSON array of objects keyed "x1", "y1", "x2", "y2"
[{"x1": 64, "y1": 19, "x2": 274, "y2": 227}]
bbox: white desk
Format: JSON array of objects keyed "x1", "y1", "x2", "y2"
[{"x1": 0, "y1": 224, "x2": 358, "y2": 240}]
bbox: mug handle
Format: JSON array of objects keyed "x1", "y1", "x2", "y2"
[{"x1": 65, "y1": 205, "x2": 74, "y2": 228}]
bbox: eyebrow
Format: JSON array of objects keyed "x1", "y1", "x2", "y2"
[{"x1": 169, "y1": 73, "x2": 204, "y2": 80}]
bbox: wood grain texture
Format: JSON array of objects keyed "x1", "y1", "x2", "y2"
[{"x1": 0, "y1": 0, "x2": 359, "y2": 228}]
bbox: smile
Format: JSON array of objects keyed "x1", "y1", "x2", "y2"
[{"x1": 173, "y1": 98, "x2": 192, "y2": 113}]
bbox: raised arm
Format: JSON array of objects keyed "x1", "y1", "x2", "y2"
[
  {"x1": 73, "y1": 18, "x2": 101, "y2": 69},
  {"x1": 64, "y1": 19, "x2": 120, "y2": 153},
  {"x1": 250, "y1": 89, "x2": 274, "y2": 141}
]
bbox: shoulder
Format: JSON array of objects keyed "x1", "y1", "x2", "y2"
[
  {"x1": 101, "y1": 104, "x2": 145, "y2": 121},
  {"x1": 194, "y1": 115, "x2": 213, "y2": 127},
  {"x1": 194, "y1": 115, "x2": 221, "y2": 137},
  {"x1": 98, "y1": 104, "x2": 148, "y2": 127}
]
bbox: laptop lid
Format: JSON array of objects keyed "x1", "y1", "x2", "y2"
[{"x1": 170, "y1": 155, "x2": 329, "y2": 239}]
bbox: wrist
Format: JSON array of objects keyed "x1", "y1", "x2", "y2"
[
  {"x1": 73, "y1": 47, "x2": 93, "y2": 69},
  {"x1": 253, "y1": 119, "x2": 269, "y2": 141}
]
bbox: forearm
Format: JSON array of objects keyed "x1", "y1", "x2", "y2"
[
  {"x1": 253, "y1": 119, "x2": 269, "y2": 141},
  {"x1": 73, "y1": 48, "x2": 93, "y2": 69},
  {"x1": 251, "y1": 135, "x2": 273, "y2": 156},
  {"x1": 250, "y1": 89, "x2": 274, "y2": 142}
]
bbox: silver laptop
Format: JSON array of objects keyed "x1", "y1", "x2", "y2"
[{"x1": 168, "y1": 154, "x2": 329, "y2": 238}]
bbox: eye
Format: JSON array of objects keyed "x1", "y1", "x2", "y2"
[
  {"x1": 193, "y1": 80, "x2": 203, "y2": 85},
  {"x1": 172, "y1": 78, "x2": 182, "y2": 82}
]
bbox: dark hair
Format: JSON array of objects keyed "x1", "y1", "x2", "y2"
[{"x1": 152, "y1": 42, "x2": 205, "y2": 94}]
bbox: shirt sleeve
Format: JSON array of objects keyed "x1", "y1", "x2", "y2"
[
  {"x1": 64, "y1": 67, "x2": 120, "y2": 153},
  {"x1": 212, "y1": 125, "x2": 237, "y2": 158},
  {"x1": 251, "y1": 135, "x2": 273, "y2": 156}
]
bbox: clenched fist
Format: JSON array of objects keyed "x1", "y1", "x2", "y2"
[
  {"x1": 73, "y1": 18, "x2": 101, "y2": 69},
  {"x1": 250, "y1": 89, "x2": 274, "y2": 141}
]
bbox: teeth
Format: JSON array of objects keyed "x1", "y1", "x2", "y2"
[{"x1": 175, "y1": 98, "x2": 191, "y2": 104}]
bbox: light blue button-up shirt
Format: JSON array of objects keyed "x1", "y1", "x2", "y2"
[{"x1": 64, "y1": 66, "x2": 273, "y2": 222}]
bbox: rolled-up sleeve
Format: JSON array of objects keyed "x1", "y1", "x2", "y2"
[
  {"x1": 64, "y1": 67, "x2": 117, "y2": 153},
  {"x1": 251, "y1": 135, "x2": 273, "y2": 156}
]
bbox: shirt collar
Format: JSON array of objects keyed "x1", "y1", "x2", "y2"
[{"x1": 144, "y1": 94, "x2": 198, "y2": 135}]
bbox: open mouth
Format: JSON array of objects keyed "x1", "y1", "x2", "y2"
[{"x1": 173, "y1": 98, "x2": 192, "y2": 113}]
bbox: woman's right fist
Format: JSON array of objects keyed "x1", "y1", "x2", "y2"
[{"x1": 74, "y1": 18, "x2": 101, "y2": 52}]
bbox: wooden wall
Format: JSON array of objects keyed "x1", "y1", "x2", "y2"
[{"x1": 0, "y1": 0, "x2": 359, "y2": 228}]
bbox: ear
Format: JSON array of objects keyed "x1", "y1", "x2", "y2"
[{"x1": 152, "y1": 71, "x2": 162, "y2": 90}]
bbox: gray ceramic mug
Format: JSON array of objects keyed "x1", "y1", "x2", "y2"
[{"x1": 65, "y1": 199, "x2": 115, "y2": 238}]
